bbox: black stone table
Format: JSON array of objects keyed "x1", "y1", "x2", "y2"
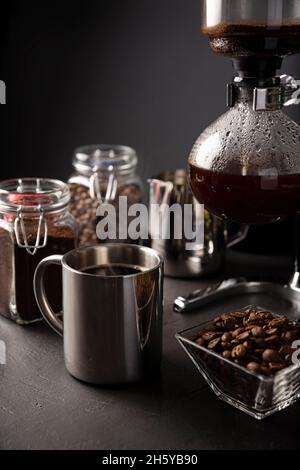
[{"x1": 0, "y1": 251, "x2": 300, "y2": 450}]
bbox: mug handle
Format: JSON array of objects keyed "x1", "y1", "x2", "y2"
[{"x1": 33, "y1": 254, "x2": 64, "y2": 336}]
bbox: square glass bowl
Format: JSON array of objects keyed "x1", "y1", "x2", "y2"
[{"x1": 176, "y1": 313, "x2": 300, "y2": 420}]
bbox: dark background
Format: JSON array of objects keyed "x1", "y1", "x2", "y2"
[{"x1": 1, "y1": 0, "x2": 300, "y2": 254}]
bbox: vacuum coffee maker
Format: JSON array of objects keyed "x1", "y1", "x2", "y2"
[{"x1": 174, "y1": 0, "x2": 300, "y2": 312}]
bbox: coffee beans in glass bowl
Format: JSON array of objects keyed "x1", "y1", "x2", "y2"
[
  {"x1": 176, "y1": 306, "x2": 300, "y2": 419},
  {"x1": 194, "y1": 307, "x2": 300, "y2": 375}
]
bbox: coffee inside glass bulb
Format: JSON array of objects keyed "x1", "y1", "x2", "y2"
[{"x1": 188, "y1": 164, "x2": 300, "y2": 225}]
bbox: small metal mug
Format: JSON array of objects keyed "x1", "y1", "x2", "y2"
[
  {"x1": 148, "y1": 170, "x2": 248, "y2": 278},
  {"x1": 34, "y1": 244, "x2": 164, "y2": 385}
]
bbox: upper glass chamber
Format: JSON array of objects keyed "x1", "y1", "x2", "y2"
[{"x1": 202, "y1": 0, "x2": 300, "y2": 58}]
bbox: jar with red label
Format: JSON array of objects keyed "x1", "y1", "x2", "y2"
[{"x1": 0, "y1": 178, "x2": 78, "y2": 324}]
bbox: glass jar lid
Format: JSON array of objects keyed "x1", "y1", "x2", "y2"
[
  {"x1": 0, "y1": 178, "x2": 70, "y2": 214},
  {"x1": 73, "y1": 145, "x2": 138, "y2": 175}
]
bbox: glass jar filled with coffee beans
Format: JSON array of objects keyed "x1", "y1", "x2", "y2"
[
  {"x1": 0, "y1": 178, "x2": 78, "y2": 324},
  {"x1": 68, "y1": 145, "x2": 143, "y2": 246}
]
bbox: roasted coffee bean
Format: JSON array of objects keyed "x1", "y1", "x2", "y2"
[
  {"x1": 244, "y1": 324, "x2": 255, "y2": 331},
  {"x1": 254, "y1": 349, "x2": 265, "y2": 356},
  {"x1": 253, "y1": 338, "x2": 266, "y2": 348},
  {"x1": 223, "y1": 317, "x2": 236, "y2": 330},
  {"x1": 222, "y1": 350, "x2": 232, "y2": 359},
  {"x1": 208, "y1": 338, "x2": 221, "y2": 349},
  {"x1": 243, "y1": 340, "x2": 253, "y2": 351},
  {"x1": 281, "y1": 330, "x2": 297, "y2": 342},
  {"x1": 268, "y1": 362, "x2": 284, "y2": 372},
  {"x1": 252, "y1": 318, "x2": 265, "y2": 326},
  {"x1": 279, "y1": 345, "x2": 293, "y2": 357},
  {"x1": 251, "y1": 326, "x2": 265, "y2": 338},
  {"x1": 221, "y1": 332, "x2": 232, "y2": 342},
  {"x1": 248, "y1": 312, "x2": 263, "y2": 324},
  {"x1": 257, "y1": 310, "x2": 273, "y2": 319},
  {"x1": 202, "y1": 331, "x2": 217, "y2": 342},
  {"x1": 269, "y1": 317, "x2": 289, "y2": 328},
  {"x1": 231, "y1": 311, "x2": 248, "y2": 319},
  {"x1": 236, "y1": 331, "x2": 250, "y2": 341},
  {"x1": 232, "y1": 327, "x2": 245, "y2": 338},
  {"x1": 262, "y1": 349, "x2": 281, "y2": 363},
  {"x1": 221, "y1": 341, "x2": 232, "y2": 350},
  {"x1": 232, "y1": 344, "x2": 246, "y2": 359},
  {"x1": 247, "y1": 362, "x2": 261, "y2": 373},
  {"x1": 248, "y1": 312, "x2": 257, "y2": 322},
  {"x1": 249, "y1": 310, "x2": 273, "y2": 325},
  {"x1": 265, "y1": 335, "x2": 279, "y2": 344},
  {"x1": 265, "y1": 328, "x2": 278, "y2": 336}
]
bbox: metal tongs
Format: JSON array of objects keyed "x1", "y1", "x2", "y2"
[{"x1": 174, "y1": 273, "x2": 300, "y2": 313}]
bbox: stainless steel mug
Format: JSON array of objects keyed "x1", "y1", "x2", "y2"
[
  {"x1": 148, "y1": 170, "x2": 248, "y2": 278},
  {"x1": 34, "y1": 244, "x2": 164, "y2": 384}
]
